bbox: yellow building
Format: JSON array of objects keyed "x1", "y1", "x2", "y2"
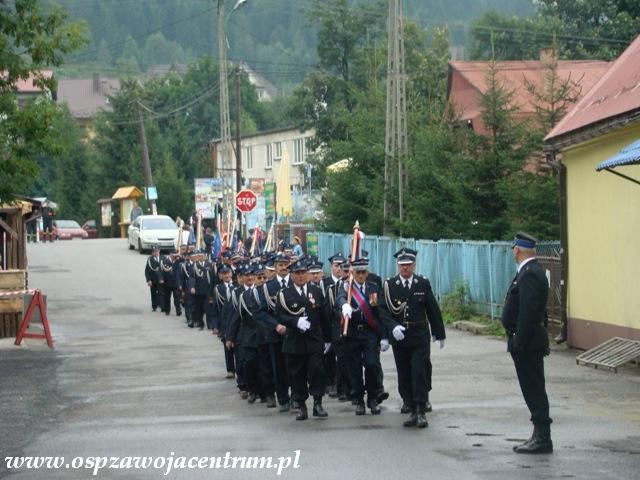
[{"x1": 545, "y1": 35, "x2": 640, "y2": 350}]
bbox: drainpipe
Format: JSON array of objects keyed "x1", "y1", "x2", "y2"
[{"x1": 548, "y1": 150, "x2": 569, "y2": 344}]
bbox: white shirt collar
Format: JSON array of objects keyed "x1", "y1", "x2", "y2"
[
  {"x1": 331, "y1": 274, "x2": 340, "y2": 283},
  {"x1": 277, "y1": 274, "x2": 290, "y2": 284},
  {"x1": 517, "y1": 257, "x2": 536, "y2": 273},
  {"x1": 401, "y1": 275, "x2": 414, "y2": 286}
]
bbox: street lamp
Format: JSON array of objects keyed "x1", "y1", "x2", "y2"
[{"x1": 225, "y1": 0, "x2": 249, "y2": 49}]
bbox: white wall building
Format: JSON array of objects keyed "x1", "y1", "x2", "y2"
[{"x1": 212, "y1": 127, "x2": 317, "y2": 191}]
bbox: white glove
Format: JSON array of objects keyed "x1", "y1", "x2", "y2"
[
  {"x1": 392, "y1": 325, "x2": 406, "y2": 341},
  {"x1": 297, "y1": 317, "x2": 311, "y2": 332},
  {"x1": 432, "y1": 335, "x2": 445, "y2": 349},
  {"x1": 341, "y1": 303, "x2": 353, "y2": 318},
  {"x1": 323, "y1": 342, "x2": 331, "y2": 354},
  {"x1": 380, "y1": 339, "x2": 390, "y2": 352}
]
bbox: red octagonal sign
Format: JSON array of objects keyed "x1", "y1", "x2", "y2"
[{"x1": 235, "y1": 189, "x2": 257, "y2": 213}]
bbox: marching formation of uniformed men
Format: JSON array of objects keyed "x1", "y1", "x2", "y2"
[{"x1": 142, "y1": 231, "x2": 553, "y2": 453}]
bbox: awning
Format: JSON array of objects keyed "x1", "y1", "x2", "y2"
[
  {"x1": 596, "y1": 138, "x2": 640, "y2": 187},
  {"x1": 596, "y1": 139, "x2": 640, "y2": 171}
]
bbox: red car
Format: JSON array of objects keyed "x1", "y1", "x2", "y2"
[
  {"x1": 53, "y1": 220, "x2": 88, "y2": 240},
  {"x1": 81, "y1": 220, "x2": 99, "y2": 239}
]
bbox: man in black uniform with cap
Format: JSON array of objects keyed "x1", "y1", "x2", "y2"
[
  {"x1": 160, "y1": 254, "x2": 182, "y2": 316},
  {"x1": 381, "y1": 248, "x2": 446, "y2": 428},
  {"x1": 188, "y1": 252, "x2": 210, "y2": 329},
  {"x1": 145, "y1": 246, "x2": 163, "y2": 312},
  {"x1": 277, "y1": 259, "x2": 331, "y2": 420},
  {"x1": 337, "y1": 257, "x2": 388, "y2": 415},
  {"x1": 502, "y1": 232, "x2": 553, "y2": 454},
  {"x1": 213, "y1": 264, "x2": 236, "y2": 378}
]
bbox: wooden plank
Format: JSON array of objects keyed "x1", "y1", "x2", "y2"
[
  {"x1": 0, "y1": 270, "x2": 26, "y2": 290},
  {"x1": 0, "y1": 298, "x2": 23, "y2": 313},
  {"x1": 0, "y1": 217, "x2": 18, "y2": 238}
]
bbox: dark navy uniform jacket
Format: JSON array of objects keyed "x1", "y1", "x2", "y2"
[
  {"x1": 277, "y1": 284, "x2": 331, "y2": 355},
  {"x1": 336, "y1": 280, "x2": 386, "y2": 340},
  {"x1": 227, "y1": 286, "x2": 261, "y2": 348},
  {"x1": 381, "y1": 274, "x2": 445, "y2": 347},
  {"x1": 501, "y1": 258, "x2": 549, "y2": 353},
  {"x1": 145, "y1": 256, "x2": 162, "y2": 284}
]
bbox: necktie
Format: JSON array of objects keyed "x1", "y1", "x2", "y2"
[
  {"x1": 404, "y1": 280, "x2": 410, "y2": 291},
  {"x1": 281, "y1": 278, "x2": 287, "y2": 289}
]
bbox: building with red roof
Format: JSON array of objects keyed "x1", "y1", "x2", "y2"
[{"x1": 545, "y1": 35, "x2": 640, "y2": 350}]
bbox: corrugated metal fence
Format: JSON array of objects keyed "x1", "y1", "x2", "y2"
[{"x1": 312, "y1": 232, "x2": 560, "y2": 319}]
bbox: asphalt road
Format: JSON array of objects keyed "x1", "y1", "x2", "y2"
[{"x1": 1, "y1": 238, "x2": 639, "y2": 479}]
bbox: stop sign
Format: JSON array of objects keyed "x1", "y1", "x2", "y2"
[{"x1": 235, "y1": 189, "x2": 257, "y2": 213}]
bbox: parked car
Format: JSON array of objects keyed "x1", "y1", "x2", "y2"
[
  {"x1": 81, "y1": 220, "x2": 99, "y2": 239},
  {"x1": 127, "y1": 215, "x2": 179, "y2": 253},
  {"x1": 53, "y1": 220, "x2": 89, "y2": 240}
]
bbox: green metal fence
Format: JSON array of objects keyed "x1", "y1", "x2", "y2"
[{"x1": 312, "y1": 232, "x2": 560, "y2": 319}]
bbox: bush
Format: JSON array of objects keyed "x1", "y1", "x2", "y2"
[{"x1": 441, "y1": 282, "x2": 475, "y2": 324}]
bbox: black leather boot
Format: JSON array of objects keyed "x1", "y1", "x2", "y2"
[
  {"x1": 416, "y1": 404, "x2": 428, "y2": 428},
  {"x1": 400, "y1": 403, "x2": 412, "y2": 414},
  {"x1": 368, "y1": 398, "x2": 381, "y2": 415},
  {"x1": 355, "y1": 400, "x2": 366, "y2": 416},
  {"x1": 514, "y1": 425, "x2": 553, "y2": 454},
  {"x1": 403, "y1": 407, "x2": 417, "y2": 427},
  {"x1": 313, "y1": 397, "x2": 328, "y2": 417},
  {"x1": 296, "y1": 402, "x2": 308, "y2": 421},
  {"x1": 247, "y1": 392, "x2": 257, "y2": 404}
]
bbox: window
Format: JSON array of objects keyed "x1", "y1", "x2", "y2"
[
  {"x1": 274, "y1": 141, "x2": 282, "y2": 160},
  {"x1": 293, "y1": 138, "x2": 304, "y2": 165},
  {"x1": 266, "y1": 143, "x2": 273, "y2": 168},
  {"x1": 305, "y1": 137, "x2": 314, "y2": 155},
  {"x1": 245, "y1": 146, "x2": 253, "y2": 169}
]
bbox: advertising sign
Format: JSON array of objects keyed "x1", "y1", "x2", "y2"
[{"x1": 195, "y1": 178, "x2": 225, "y2": 219}]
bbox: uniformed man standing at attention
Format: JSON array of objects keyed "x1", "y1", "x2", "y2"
[
  {"x1": 144, "y1": 246, "x2": 163, "y2": 312},
  {"x1": 277, "y1": 260, "x2": 331, "y2": 420},
  {"x1": 381, "y1": 248, "x2": 445, "y2": 429},
  {"x1": 502, "y1": 232, "x2": 553, "y2": 454}
]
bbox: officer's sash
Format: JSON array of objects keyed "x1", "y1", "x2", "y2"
[{"x1": 351, "y1": 285, "x2": 377, "y2": 332}]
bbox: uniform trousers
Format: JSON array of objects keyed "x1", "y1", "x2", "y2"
[
  {"x1": 286, "y1": 350, "x2": 326, "y2": 403},
  {"x1": 344, "y1": 328, "x2": 381, "y2": 401},
  {"x1": 241, "y1": 346, "x2": 259, "y2": 395},
  {"x1": 149, "y1": 284, "x2": 162, "y2": 310},
  {"x1": 334, "y1": 340, "x2": 351, "y2": 396},
  {"x1": 190, "y1": 294, "x2": 207, "y2": 327},
  {"x1": 234, "y1": 345, "x2": 247, "y2": 391},
  {"x1": 162, "y1": 286, "x2": 181, "y2": 315},
  {"x1": 257, "y1": 343, "x2": 275, "y2": 397},
  {"x1": 222, "y1": 341, "x2": 235, "y2": 373},
  {"x1": 392, "y1": 335, "x2": 430, "y2": 407},
  {"x1": 269, "y1": 339, "x2": 290, "y2": 405},
  {"x1": 511, "y1": 350, "x2": 552, "y2": 425}
]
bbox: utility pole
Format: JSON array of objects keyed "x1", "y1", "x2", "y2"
[
  {"x1": 384, "y1": 0, "x2": 408, "y2": 234},
  {"x1": 235, "y1": 64, "x2": 243, "y2": 239},
  {"x1": 217, "y1": 1, "x2": 233, "y2": 199},
  {"x1": 136, "y1": 101, "x2": 157, "y2": 215}
]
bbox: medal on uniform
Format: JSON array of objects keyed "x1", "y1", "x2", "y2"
[{"x1": 369, "y1": 292, "x2": 378, "y2": 306}]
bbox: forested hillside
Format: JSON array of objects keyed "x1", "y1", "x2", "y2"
[{"x1": 52, "y1": 0, "x2": 533, "y2": 88}]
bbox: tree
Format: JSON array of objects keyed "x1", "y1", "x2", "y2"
[
  {"x1": 0, "y1": 0, "x2": 86, "y2": 201},
  {"x1": 470, "y1": 1, "x2": 639, "y2": 62}
]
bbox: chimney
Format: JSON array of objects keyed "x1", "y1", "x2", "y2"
[
  {"x1": 92, "y1": 73, "x2": 100, "y2": 93},
  {"x1": 539, "y1": 48, "x2": 557, "y2": 65}
]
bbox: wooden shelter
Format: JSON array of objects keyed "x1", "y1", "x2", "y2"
[
  {"x1": 0, "y1": 199, "x2": 39, "y2": 338},
  {"x1": 112, "y1": 186, "x2": 143, "y2": 237}
]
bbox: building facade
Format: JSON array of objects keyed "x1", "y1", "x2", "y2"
[{"x1": 545, "y1": 35, "x2": 640, "y2": 350}]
